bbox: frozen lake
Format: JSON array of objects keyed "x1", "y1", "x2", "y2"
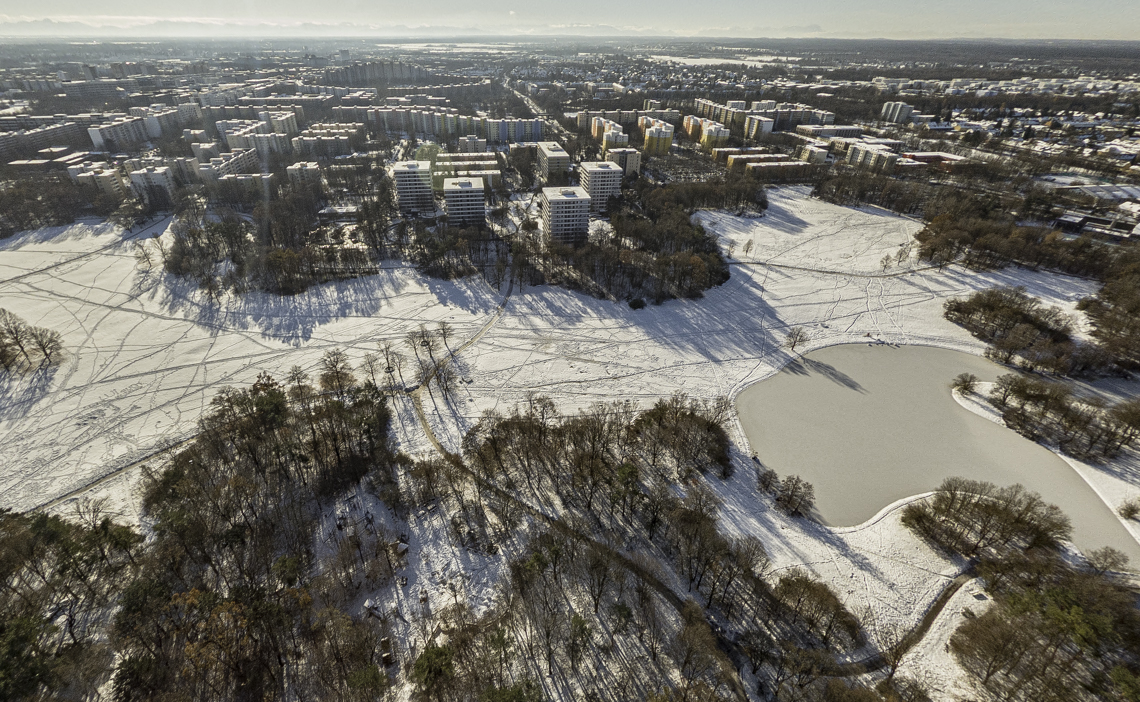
[{"x1": 737, "y1": 344, "x2": 1140, "y2": 561}]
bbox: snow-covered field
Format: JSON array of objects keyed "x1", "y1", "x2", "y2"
[
  {"x1": 0, "y1": 217, "x2": 500, "y2": 512},
  {"x1": 1, "y1": 187, "x2": 1130, "y2": 691}
]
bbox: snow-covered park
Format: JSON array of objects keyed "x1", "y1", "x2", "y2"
[{"x1": 2, "y1": 186, "x2": 1133, "y2": 694}]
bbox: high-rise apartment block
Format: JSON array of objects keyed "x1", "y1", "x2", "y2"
[
  {"x1": 683, "y1": 115, "x2": 730, "y2": 150},
  {"x1": 744, "y1": 115, "x2": 775, "y2": 139},
  {"x1": 442, "y1": 178, "x2": 486, "y2": 225},
  {"x1": 578, "y1": 161, "x2": 622, "y2": 212},
  {"x1": 129, "y1": 166, "x2": 177, "y2": 205},
  {"x1": 641, "y1": 118, "x2": 674, "y2": 156},
  {"x1": 456, "y1": 135, "x2": 487, "y2": 153},
  {"x1": 605, "y1": 147, "x2": 641, "y2": 176},
  {"x1": 68, "y1": 163, "x2": 128, "y2": 201},
  {"x1": 286, "y1": 161, "x2": 322, "y2": 187},
  {"x1": 881, "y1": 102, "x2": 915, "y2": 124},
  {"x1": 537, "y1": 141, "x2": 570, "y2": 180},
  {"x1": 393, "y1": 161, "x2": 435, "y2": 215},
  {"x1": 540, "y1": 187, "x2": 591, "y2": 246}
]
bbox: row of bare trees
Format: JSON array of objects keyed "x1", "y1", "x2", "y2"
[{"x1": 0, "y1": 308, "x2": 64, "y2": 374}]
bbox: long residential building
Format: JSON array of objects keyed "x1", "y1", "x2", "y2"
[
  {"x1": 697, "y1": 98, "x2": 835, "y2": 133},
  {"x1": 576, "y1": 109, "x2": 680, "y2": 131},
  {"x1": 198, "y1": 148, "x2": 259, "y2": 181},
  {"x1": 331, "y1": 105, "x2": 540, "y2": 143},
  {"x1": 88, "y1": 117, "x2": 149, "y2": 151},
  {"x1": 0, "y1": 122, "x2": 87, "y2": 160}
]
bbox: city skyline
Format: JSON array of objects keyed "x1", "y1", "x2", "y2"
[{"x1": 2, "y1": 0, "x2": 1139, "y2": 41}]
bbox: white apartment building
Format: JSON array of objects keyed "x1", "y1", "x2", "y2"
[
  {"x1": 881, "y1": 102, "x2": 914, "y2": 124},
  {"x1": 291, "y1": 134, "x2": 351, "y2": 156},
  {"x1": 605, "y1": 147, "x2": 641, "y2": 177},
  {"x1": 286, "y1": 161, "x2": 322, "y2": 187},
  {"x1": 456, "y1": 135, "x2": 487, "y2": 153},
  {"x1": 442, "y1": 178, "x2": 485, "y2": 225},
  {"x1": 258, "y1": 111, "x2": 299, "y2": 135},
  {"x1": 601, "y1": 129, "x2": 629, "y2": 152},
  {"x1": 537, "y1": 141, "x2": 570, "y2": 180},
  {"x1": 578, "y1": 161, "x2": 622, "y2": 212},
  {"x1": 540, "y1": 186, "x2": 591, "y2": 246},
  {"x1": 129, "y1": 166, "x2": 177, "y2": 206},
  {"x1": 393, "y1": 161, "x2": 435, "y2": 215},
  {"x1": 190, "y1": 142, "x2": 221, "y2": 162},
  {"x1": 744, "y1": 115, "x2": 775, "y2": 139},
  {"x1": 124, "y1": 156, "x2": 200, "y2": 184},
  {"x1": 88, "y1": 117, "x2": 149, "y2": 151},
  {"x1": 127, "y1": 107, "x2": 181, "y2": 139},
  {"x1": 218, "y1": 172, "x2": 273, "y2": 192},
  {"x1": 68, "y1": 163, "x2": 128, "y2": 201},
  {"x1": 198, "y1": 148, "x2": 259, "y2": 181}
]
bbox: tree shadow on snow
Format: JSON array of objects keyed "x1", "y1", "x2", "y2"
[
  {"x1": 145, "y1": 263, "x2": 499, "y2": 346},
  {"x1": 782, "y1": 357, "x2": 867, "y2": 393},
  {"x1": 0, "y1": 364, "x2": 61, "y2": 421},
  {"x1": 753, "y1": 199, "x2": 813, "y2": 234}
]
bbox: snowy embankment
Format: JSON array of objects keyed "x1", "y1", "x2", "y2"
[{"x1": 0, "y1": 187, "x2": 1129, "y2": 663}]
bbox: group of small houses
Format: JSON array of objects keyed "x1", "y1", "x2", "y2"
[{"x1": 392, "y1": 141, "x2": 635, "y2": 247}]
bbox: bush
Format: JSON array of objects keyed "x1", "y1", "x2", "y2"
[
  {"x1": 1119, "y1": 498, "x2": 1140, "y2": 520},
  {"x1": 629, "y1": 297, "x2": 646, "y2": 310},
  {"x1": 951, "y1": 373, "x2": 980, "y2": 394}
]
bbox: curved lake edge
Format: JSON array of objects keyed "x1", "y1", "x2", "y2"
[
  {"x1": 952, "y1": 384, "x2": 1140, "y2": 557},
  {"x1": 732, "y1": 341, "x2": 1140, "y2": 563}
]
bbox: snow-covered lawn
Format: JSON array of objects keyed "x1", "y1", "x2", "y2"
[
  {"x1": 0, "y1": 188, "x2": 1130, "y2": 669},
  {"x1": 696, "y1": 190, "x2": 921, "y2": 276},
  {"x1": 0, "y1": 218, "x2": 499, "y2": 512}
]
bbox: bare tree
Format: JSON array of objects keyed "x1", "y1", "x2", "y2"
[
  {"x1": 1086, "y1": 546, "x2": 1128, "y2": 576},
  {"x1": 28, "y1": 327, "x2": 63, "y2": 366},
  {"x1": 577, "y1": 543, "x2": 616, "y2": 614},
  {"x1": 134, "y1": 241, "x2": 155, "y2": 269},
  {"x1": 784, "y1": 326, "x2": 810, "y2": 353},
  {"x1": 775, "y1": 475, "x2": 815, "y2": 516},
  {"x1": 360, "y1": 352, "x2": 383, "y2": 388},
  {"x1": 319, "y1": 349, "x2": 356, "y2": 396},
  {"x1": 868, "y1": 613, "x2": 909, "y2": 682},
  {"x1": 0, "y1": 309, "x2": 33, "y2": 366},
  {"x1": 435, "y1": 361, "x2": 458, "y2": 399},
  {"x1": 437, "y1": 320, "x2": 454, "y2": 352},
  {"x1": 757, "y1": 466, "x2": 779, "y2": 493}
]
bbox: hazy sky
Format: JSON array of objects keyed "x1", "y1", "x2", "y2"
[{"x1": 1, "y1": 0, "x2": 1138, "y2": 39}]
